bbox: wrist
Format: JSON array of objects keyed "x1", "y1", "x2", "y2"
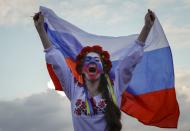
[
  {"x1": 36, "y1": 25, "x2": 45, "y2": 32},
  {"x1": 144, "y1": 24, "x2": 152, "y2": 30}
]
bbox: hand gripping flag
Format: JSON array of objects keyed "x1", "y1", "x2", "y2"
[{"x1": 40, "y1": 6, "x2": 179, "y2": 128}]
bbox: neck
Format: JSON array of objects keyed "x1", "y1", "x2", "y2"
[{"x1": 85, "y1": 78, "x2": 100, "y2": 97}]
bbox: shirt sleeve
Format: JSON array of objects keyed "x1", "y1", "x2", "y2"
[
  {"x1": 115, "y1": 40, "x2": 144, "y2": 96},
  {"x1": 44, "y1": 46, "x2": 75, "y2": 100}
]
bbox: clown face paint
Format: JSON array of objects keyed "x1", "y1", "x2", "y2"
[{"x1": 82, "y1": 52, "x2": 103, "y2": 81}]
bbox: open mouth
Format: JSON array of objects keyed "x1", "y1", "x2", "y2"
[
  {"x1": 89, "y1": 67, "x2": 96, "y2": 73},
  {"x1": 88, "y1": 64, "x2": 97, "y2": 73}
]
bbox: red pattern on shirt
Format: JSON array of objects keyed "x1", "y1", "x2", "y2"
[{"x1": 74, "y1": 99, "x2": 107, "y2": 116}]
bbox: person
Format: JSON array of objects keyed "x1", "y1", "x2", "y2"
[{"x1": 33, "y1": 9, "x2": 155, "y2": 131}]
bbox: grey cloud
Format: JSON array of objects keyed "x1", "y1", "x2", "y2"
[
  {"x1": 0, "y1": 0, "x2": 40, "y2": 26},
  {"x1": 0, "y1": 90, "x2": 73, "y2": 131}
]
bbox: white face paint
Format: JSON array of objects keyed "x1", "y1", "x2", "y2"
[
  {"x1": 82, "y1": 52, "x2": 103, "y2": 81},
  {"x1": 86, "y1": 52, "x2": 100, "y2": 58}
]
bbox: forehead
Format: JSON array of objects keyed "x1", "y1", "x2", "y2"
[{"x1": 86, "y1": 52, "x2": 100, "y2": 58}]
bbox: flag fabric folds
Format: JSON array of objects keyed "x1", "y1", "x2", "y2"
[{"x1": 40, "y1": 6, "x2": 179, "y2": 128}]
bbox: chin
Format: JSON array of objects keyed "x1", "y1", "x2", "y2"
[{"x1": 85, "y1": 74, "x2": 101, "y2": 82}]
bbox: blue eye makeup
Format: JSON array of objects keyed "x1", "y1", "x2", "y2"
[
  {"x1": 84, "y1": 56, "x2": 92, "y2": 61},
  {"x1": 84, "y1": 56, "x2": 101, "y2": 63}
]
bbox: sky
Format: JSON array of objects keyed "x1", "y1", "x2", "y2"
[{"x1": 0, "y1": 0, "x2": 190, "y2": 131}]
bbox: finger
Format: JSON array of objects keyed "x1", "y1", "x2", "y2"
[
  {"x1": 148, "y1": 9, "x2": 154, "y2": 13},
  {"x1": 33, "y1": 15, "x2": 38, "y2": 21},
  {"x1": 38, "y1": 13, "x2": 44, "y2": 21},
  {"x1": 33, "y1": 12, "x2": 41, "y2": 18},
  {"x1": 148, "y1": 9, "x2": 155, "y2": 21},
  {"x1": 147, "y1": 9, "x2": 152, "y2": 19},
  {"x1": 33, "y1": 12, "x2": 40, "y2": 21},
  {"x1": 151, "y1": 11, "x2": 156, "y2": 18},
  {"x1": 150, "y1": 12, "x2": 155, "y2": 21},
  {"x1": 148, "y1": 9, "x2": 151, "y2": 13}
]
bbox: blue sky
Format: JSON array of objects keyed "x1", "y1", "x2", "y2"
[{"x1": 0, "y1": 0, "x2": 190, "y2": 131}]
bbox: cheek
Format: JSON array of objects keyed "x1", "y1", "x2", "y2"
[
  {"x1": 82, "y1": 63, "x2": 89, "y2": 73},
  {"x1": 82, "y1": 61, "x2": 104, "y2": 74},
  {"x1": 96, "y1": 63, "x2": 103, "y2": 73}
]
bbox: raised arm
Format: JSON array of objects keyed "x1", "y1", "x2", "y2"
[
  {"x1": 116, "y1": 9, "x2": 155, "y2": 95},
  {"x1": 33, "y1": 12, "x2": 52, "y2": 49},
  {"x1": 33, "y1": 12, "x2": 75, "y2": 100},
  {"x1": 138, "y1": 9, "x2": 155, "y2": 43}
]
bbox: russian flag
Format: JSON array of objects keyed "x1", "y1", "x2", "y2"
[{"x1": 40, "y1": 6, "x2": 179, "y2": 128}]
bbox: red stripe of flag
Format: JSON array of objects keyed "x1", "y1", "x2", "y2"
[
  {"x1": 46, "y1": 64, "x2": 62, "y2": 91},
  {"x1": 121, "y1": 88, "x2": 180, "y2": 128}
]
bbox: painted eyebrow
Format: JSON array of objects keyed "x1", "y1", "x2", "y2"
[
  {"x1": 84, "y1": 56, "x2": 92, "y2": 60},
  {"x1": 85, "y1": 56, "x2": 92, "y2": 59}
]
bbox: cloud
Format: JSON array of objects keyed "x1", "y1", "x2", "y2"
[
  {"x1": 0, "y1": 0, "x2": 40, "y2": 26},
  {"x1": 175, "y1": 68, "x2": 190, "y2": 130},
  {"x1": 0, "y1": 90, "x2": 73, "y2": 131},
  {"x1": 0, "y1": 0, "x2": 143, "y2": 29},
  {"x1": 145, "y1": 0, "x2": 177, "y2": 9},
  {"x1": 47, "y1": 80, "x2": 66, "y2": 97},
  {"x1": 162, "y1": 20, "x2": 190, "y2": 48},
  {"x1": 182, "y1": 0, "x2": 190, "y2": 9},
  {"x1": 175, "y1": 68, "x2": 190, "y2": 101},
  {"x1": 47, "y1": 0, "x2": 140, "y2": 26}
]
